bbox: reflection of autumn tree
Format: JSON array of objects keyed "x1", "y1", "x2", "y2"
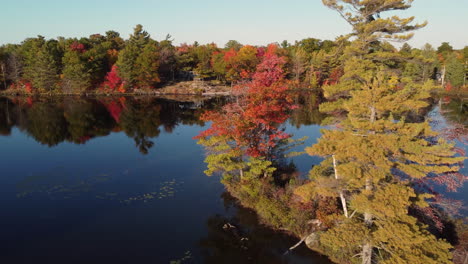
[
  {"x1": 0, "y1": 96, "x2": 218, "y2": 153},
  {"x1": 0, "y1": 97, "x2": 13, "y2": 135},
  {"x1": 64, "y1": 98, "x2": 114, "y2": 144},
  {"x1": 119, "y1": 98, "x2": 161, "y2": 154},
  {"x1": 199, "y1": 193, "x2": 325, "y2": 264},
  {"x1": 439, "y1": 96, "x2": 467, "y2": 145},
  {"x1": 100, "y1": 97, "x2": 127, "y2": 124},
  {"x1": 26, "y1": 100, "x2": 68, "y2": 146},
  {"x1": 289, "y1": 92, "x2": 324, "y2": 128},
  {"x1": 158, "y1": 100, "x2": 206, "y2": 133}
]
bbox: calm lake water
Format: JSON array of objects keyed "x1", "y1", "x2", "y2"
[{"x1": 0, "y1": 94, "x2": 465, "y2": 264}]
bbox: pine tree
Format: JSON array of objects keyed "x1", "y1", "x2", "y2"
[
  {"x1": 445, "y1": 54, "x2": 465, "y2": 88},
  {"x1": 21, "y1": 37, "x2": 59, "y2": 93},
  {"x1": 135, "y1": 40, "x2": 160, "y2": 89},
  {"x1": 116, "y1": 24, "x2": 160, "y2": 90},
  {"x1": 30, "y1": 46, "x2": 59, "y2": 93},
  {"x1": 300, "y1": 1, "x2": 465, "y2": 263},
  {"x1": 62, "y1": 43, "x2": 91, "y2": 94}
]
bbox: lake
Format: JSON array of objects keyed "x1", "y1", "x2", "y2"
[{"x1": 0, "y1": 94, "x2": 465, "y2": 264}]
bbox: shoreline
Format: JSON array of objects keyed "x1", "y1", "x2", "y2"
[{"x1": 0, "y1": 80, "x2": 233, "y2": 97}]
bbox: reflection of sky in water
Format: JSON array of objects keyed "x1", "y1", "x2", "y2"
[
  {"x1": 428, "y1": 101, "x2": 468, "y2": 217},
  {"x1": 0, "y1": 97, "x2": 331, "y2": 263},
  {"x1": 0, "y1": 124, "x2": 227, "y2": 262}
]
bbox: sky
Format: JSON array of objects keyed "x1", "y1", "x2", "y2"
[{"x1": 1, "y1": 0, "x2": 467, "y2": 49}]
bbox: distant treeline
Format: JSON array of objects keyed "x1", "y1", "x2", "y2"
[{"x1": 0, "y1": 24, "x2": 466, "y2": 94}]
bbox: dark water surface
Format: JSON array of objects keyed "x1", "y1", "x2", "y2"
[
  {"x1": 0, "y1": 95, "x2": 465, "y2": 264},
  {"x1": 0, "y1": 96, "x2": 330, "y2": 264}
]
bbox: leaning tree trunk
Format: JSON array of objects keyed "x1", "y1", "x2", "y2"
[{"x1": 333, "y1": 155, "x2": 348, "y2": 218}]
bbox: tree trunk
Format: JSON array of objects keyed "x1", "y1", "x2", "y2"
[
  {"x1": 333, "y1": 155, "x2": 348, "y2": 218},
  {"x1": 1, "y1": 64, "x2": 6, "y2": 89},
  {"x1": 441, "y1": 65, "x2": 446, "y2": 87},
  {"x1": 362, "y1": 243, "x2": 372, "y2": 264},
  {"x1": 362, "y1": 178, "x2": 373, "y2": 264},
  {"x1": 369, "y1": 106, "x2": 376, "y2": 124}
]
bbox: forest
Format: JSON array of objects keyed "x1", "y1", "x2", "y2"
[{"x1": 0, "y1": 23, "x2": 467, "y2": 94}]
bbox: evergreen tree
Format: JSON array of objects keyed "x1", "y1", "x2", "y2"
[
  {"x1": 445, "y1": 54, "x2": 465, "y2": 88},
  {"x1": 116, "y1": 24, "x2": 160, "y2": 90},
  {"x1": 62, "y1": 42, "x2": 91, "y2": 93},
  {"x1": 30, "y1": 46, "x2": 59, "y2": 93},
  {"x1": 135, "y1": 40, "x2": 160, "y2": 89},
  {"x1": 0, "y1": 47, "x2": 6, "y2": 89},
  {"x1": 301, "y1": 1, "x2": 465, "y2": 263},
  {"x1": 21, "y1": 36, "x2": 59, "y2": 92}
]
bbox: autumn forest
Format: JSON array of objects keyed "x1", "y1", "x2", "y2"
[{"x1": 0, "y1": 0, "x2": 467, "y2": 264}]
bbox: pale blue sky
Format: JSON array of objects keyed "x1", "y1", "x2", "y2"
[{"x1": 1, "y1": 0, "x2": 467, "y2": 49}]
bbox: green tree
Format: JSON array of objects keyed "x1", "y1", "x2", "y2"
[
  {"x1": 30, "y1": 46, "x2": 59, "y2": 92},
  {"x1": 27, "y1": 101, "x2": 68, "y2": 146},
  {"x1": 290, "y1": 47, "x2": 308, "y2": 83},
  {"x1": 158, "y1": 35, "x2": 177, "y2": 82},
  {"x1": 445, "y1": 54, "x2": 465, "y2": 88},
  {"x1": 0, "y1": 47, "x2": 6, "y2": 89},
  {"x1": 437, "y1": 42, "x2": 454, "y2": 57},
  {"x1": 62, "y1": 43, "x2": 91, "y2": 93},
  {"x1": 194, "y1": 44, "x2": 218, "y2": 79},
  {"x1": 296, "y1": 38, "x2": 321, "y2": 55},
  {"x1": 3, "y1": 44, "x2": 23, "y2": 85},
  {"x1": 211, "y1": 51, "x2": 227, "y2": 82},
  {"x1": 399, "y1": 42, "x2": 412, "y2": 56},
  {"x1": 116, "y1": 24, "x2": 160, "y2": 90},
  {"x1": 135, "y1": 40, "x2": 160, "y2": 89},
  {"x1": 224, "y1": 40, "x2": 243, "y2": 51},
  {"x1": 21, "y1": 36, "x2": 59, "y2": 92}
]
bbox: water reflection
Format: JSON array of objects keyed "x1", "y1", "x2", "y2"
[
  {"x1": 439, "y1": 96, "x2": 467, "y2": 145},
  {"x1": 199, "y1": 192, "x2": 331, "y2": 264},
  {"x1": 0, "y1": 96, "x2": 222, "y2": 153},
  {"x1": 0, "y1": 93, "x2": 333, "y2": 263},
  {"x1": 289, "y1": 91, "x2": 325, "y2": 128}
]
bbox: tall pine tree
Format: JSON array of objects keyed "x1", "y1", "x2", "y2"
[
  {"x1": 116, "y1": 24, "x2": 160, "y2": 90},
  {"x1": 300, "y1": 1, "x2": 465, "y2": 263}
]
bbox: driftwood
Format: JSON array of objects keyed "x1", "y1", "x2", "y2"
[{"x1": 283, "y1": 236, "x2": 308, "y2": 255}]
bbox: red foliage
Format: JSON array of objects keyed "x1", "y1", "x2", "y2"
[
  {"x1": 414, "y1": 206, "x2": 444, "y2": 231},
  {"x1": 445, "y1": 82, "x2": 453, "y2": 92},
  {"x1": 437, "y1": 53, "x2": 445, "y2": 63},
  {"x1": 430, "y1": 172, "x2": 468, "y2": 192},
  {"x1": 176, "y1": 43, "x2": 191, "y2": 53},
  {"x1": 197, "y1": 52, "x2": 295, "y2": 158},
  {"x1": 251, "y1": 51, "x2": 286, "y2": 87},
  {"x1": 26, "y1": 97, "x2": 33, "y2": 106},
  {"x1": 70, "y1": 41, "x2": 86, "y2": 53},
  {"x1": 264, "y1": 43, "x2": 279, "y2": 57},
  {"x1": 256, "y1": 47, "x2": 265, "y2": 58},
  {"x1": 223, "y1": 48, "x2": 237, "y2": 63},
  {"x1": 77, "y1": 136, "x2": 91, "y2": 144},
  {"x1": 316, "y1": 197, "x2": 340, "y2": 228},
  {"x1": 101, "y1": 97, "x2": 126, "y2": 123},
  {"x1": 327, "y1": 67, "x2": 343, "y2": 85},
  {"x1": 8, "y1": 81, "x2": 33, "y2": 93},
  {"x1": 102, "y1": 65, "x2": 123, "y2": 92},
  {"x1": 24, "y1": 82, "x2": 33, "y2": 93}
]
